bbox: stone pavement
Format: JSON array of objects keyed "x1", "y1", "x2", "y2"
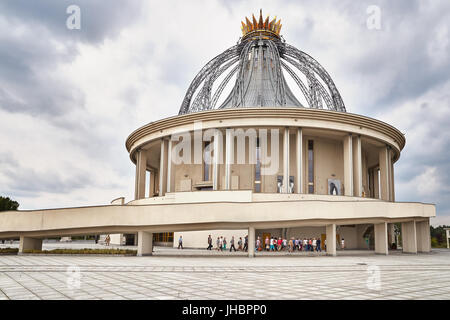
[{"x1": 0, "y1": 247, "x2": 449, "y2": 300}]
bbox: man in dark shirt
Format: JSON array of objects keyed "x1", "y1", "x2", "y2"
[{"x1": 207, "y1": 235, "x2": 213, "y2": 250}]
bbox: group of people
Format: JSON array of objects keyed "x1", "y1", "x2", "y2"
[
  {"x1": 174, "y1": 234, "x2": 346, "y2": 253},
  {"x1": 256, "y1": 236, "x2": 327, "y2": 252},
  {"x1": 207, "y1": 235, "x2": 249, "y2": 252}
]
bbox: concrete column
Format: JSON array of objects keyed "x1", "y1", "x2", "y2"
[
  {"x1": 416, "y1": 220, "x2": 431, "y2": 253},
  {"x1": 326, "y1": 224, "x2": 336, "y2": 256},
  {"x1": 283, "y1": 127, "x2": 290, "y2": 193},
  {"x1": 159, "y1": 139, "x2": 165, "y2": 197},
  {"x1": 379, "y1": 146, "x2": 390, "y2": 201},
  {"x1": 149, "y1": 170, "x2": 155, "y2": 197},
  {"x1": 19, "y1": 236, "x2": 43, "y2": 253},
  {"x1": 166, "y1": 139, "x2": 172, "y2": 193},
  {"x1": 353, "y1": 135, "x2": 363, "y2": 197},
  {"x1": 212, "y1": 129, "x2": 222, "y2": 190},
  {"x1": 134, "y1": 149, "x2": 147, "y2": 200},
  {"x1": 390, "y1": 160, "x2": 395, "y2": 202},
  {"x1": 225, "y1": 128, "x2": 233, "y2": 190},
  {"x1": 296, "y1": 128, "x2": 303, "y2": 193},
  {"x1": 137, "y1": 231, "x2": 153, "y2": 256},
  {"x1": 387, "y1": 223, "x2": 396, "y2": 247},
  {"x1": 374, "y1": 169, "x2": 380, "y2": 199},
  {"x1": 401, "y1": 221, "x2": 417, "y2": 254},
  {"x1": 248, "y1": 226, "x2": 255, "y2": 258},
  {"x1": 374, "y1": 222, "x2": 389, "y2": 255},
  {"x1": 343, "y1": 134, "x2": 353, "y2": 196},
  {"x1": 154, "y1": 170, "x2": 159, "y2": 196}
]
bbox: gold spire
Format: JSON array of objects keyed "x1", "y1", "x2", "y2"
[{"x1": 241, "y1": 9, "x2": 282, "y2": 40}]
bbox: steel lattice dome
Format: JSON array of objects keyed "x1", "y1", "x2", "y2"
[{"x1": 179, "y1": 10, "x2": 346, "y2": 115}]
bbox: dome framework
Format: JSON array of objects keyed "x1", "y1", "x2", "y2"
[{"x1": 179, "y1": 10, "x2": 346, "y2": 115}]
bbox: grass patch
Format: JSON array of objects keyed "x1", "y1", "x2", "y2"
[
  {"x1": 0, "y1": 247, "x2": 19, "y2": 254},
  {"x1": 22, "y1": 248, "x2": 137, "y2": 255}
]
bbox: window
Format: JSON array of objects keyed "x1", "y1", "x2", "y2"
[
  {"x1": 203, "y1": 141, "x2": 211, "y2": 181},
  {"x1": 153, "y1": 232, "x2": 173, "y2": 243},
  {"x1": 255, "y1": 138, "x2": 261, "y2": 193},
  {"x1": 308, "y1": 140, "x2": 314, "y2": 194}
]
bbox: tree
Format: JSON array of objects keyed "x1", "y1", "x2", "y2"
[
  {"x1": 430, "y1": 225, "x2": 450, "y2": 248},
  {"x1": 0, "y1": 196, "x2": 19, "y2": 211}
]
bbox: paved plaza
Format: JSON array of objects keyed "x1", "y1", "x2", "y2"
[{"x1": 0, "y1": 245, "x2": 449, "y2": 300}]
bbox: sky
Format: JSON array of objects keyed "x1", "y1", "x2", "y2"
[{"x1": 0, "y1": 0, "x2": 449, "y2": 226}]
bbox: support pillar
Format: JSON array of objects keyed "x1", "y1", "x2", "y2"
[
  {"x1": 166, "y1": 139, "x2": 172, "y2": 193},
  {"x1": 19, "y1": 236, "x2": 43, "y2": 253},
  {"x1": 326, "y1": 224, "x2": 336, "y2": 256},
  {"x1": 248, "y1": 226, "x2": 255, "y2": 258},
  {"x1": 283, "y1": 127, "x2": 290, "y2": 193},
  {"x1": 212, "y1": 129, "x2": 221, "y2": 190},
  {"x1": 137, "y1": 231, "x2": 153, "y2": 256},
  {"x1": 159, "y1": 139, "x2": 166, "y2": 197},
  {"x1": 416, "y1": 220, "x2": 431, "y2": 253},
  {"x1": 401, "y1": 221, "x2": 417, "y2": 254},
  {"x1": 374, "y1": 222, "x2": 389, "y2": 255},
  {"x1": 353, "y1": 135, "x2": 363, "y2": 197},
  {"x1": 390, "y1": 160, "x2": 395, "y2": 202},
  {"x1": 225, "y1": 128, "x2": 233, "y2": 190},
  {"x1": 296, "y1": 128, "x2": 303, "y2": 193},
  {"x1": 374, "y1": 168, "x2": 380, "y2": 199},
  {"x1": 343, "y1": 134, "x2": 353, "y2": 196},
  {"x1": 379, "y1": 146, "x2": 390, "y2": 201},
  {"x1": 149, "y1": 170, "x2": 155, "y2": 197},
  {"x1": 134, "y1": 149, "x2": 147, "y2": 200}
]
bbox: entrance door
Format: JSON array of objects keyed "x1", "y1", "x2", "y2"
[
  {"x1": 321, "y1": 233, "x2": 341, "y2": 250},
  {"x1": 262, "y1": 233, "x2": 271, "y2": 250}
]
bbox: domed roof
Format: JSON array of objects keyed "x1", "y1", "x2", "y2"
[{"x1": 179, "y1": 10, "x2": 346, "y2": 115}]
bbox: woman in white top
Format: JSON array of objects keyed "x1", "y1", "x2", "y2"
[
  {"x1": 341, "y1": 238, "x2": 345, "y2": 250},
  {"x1": 312, "y1": 238, "x2": 317, "y2": 251}
]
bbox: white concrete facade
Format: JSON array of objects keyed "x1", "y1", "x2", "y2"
[{"x1": 0, "y1": 108, "x2": 435, "y2": 257}]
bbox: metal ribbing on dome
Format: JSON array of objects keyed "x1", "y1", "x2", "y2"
[{"x1": 178, "y1": 19, "x2": 346, "y2": 115}]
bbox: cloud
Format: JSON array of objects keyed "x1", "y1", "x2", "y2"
[{"x1": 0, "y1": 0, "x2": 448, "y2": 226}]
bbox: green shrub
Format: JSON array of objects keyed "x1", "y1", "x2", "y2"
[
  {"x1": 0, "y1": 247, "x2": 19, "y2": 254},
  {"x1": 22, "y1": 248, "x2": 137, "y2": 255}
]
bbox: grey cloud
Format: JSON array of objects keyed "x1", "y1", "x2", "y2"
[
  {"x1": 0, "y1": 0, "x2": 145, "y2": 44},
  {"x1": 0, "y1": 153, "x2": 94, "y2": 196}
]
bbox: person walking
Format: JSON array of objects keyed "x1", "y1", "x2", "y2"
[
  {"x1": 341, "y1": 238, "x2": 345, "y2": 250},
  {"x1": 277, "y1": 237, "x2": 282, "y2": 251},
  {"x1": 309, "y1": 238, "x2": 313, "y2": 252},
  {"x1": 312, "y1": 238, "x2": 317, "y2": 252},
  {"x1": 207, "y1": 235, "x2": 213, "y2": 250},
  {"x1": 216, "y1": 237, "x2": 221, "y2": 251},
  {"x1": 223, "y1": 237, "x2": 227, "y2": 251},
  {"x1": 238, "y1": 237, "x2": 243, "y2": 251},
  {"x1": 303, "y1": 238, "x2": 308, "y2": 251},
  {"x1": 256, "y1": 237, "x2": 260, "y2": 252},
  {"x1": 282, "y1": 238, "x2": 287, "y2": 251},
  {"x1": 265, "y1": 236, "x2": 270, "y2": 251},
  {"x1": 316, "y1": 238, "x2": 322, "y2": 252},
  {"x1": 178, "y1": 235, "x2": 183, "y2": 249},
  {"x1": 105, "y1": 235, "x2": 111, "y2": 246},
  {"x1": 219, "y1": 236, "x2": 224, "y2": 251},
  {"x1": 324, "y1": 238, "x2": 327, "y2": 251},
  {"x1": 230, "y1": 236, "x2": 236, "y2": 252},
  {"x1": 244, "y1": 235, "x2": 248, "y2": 252}
]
